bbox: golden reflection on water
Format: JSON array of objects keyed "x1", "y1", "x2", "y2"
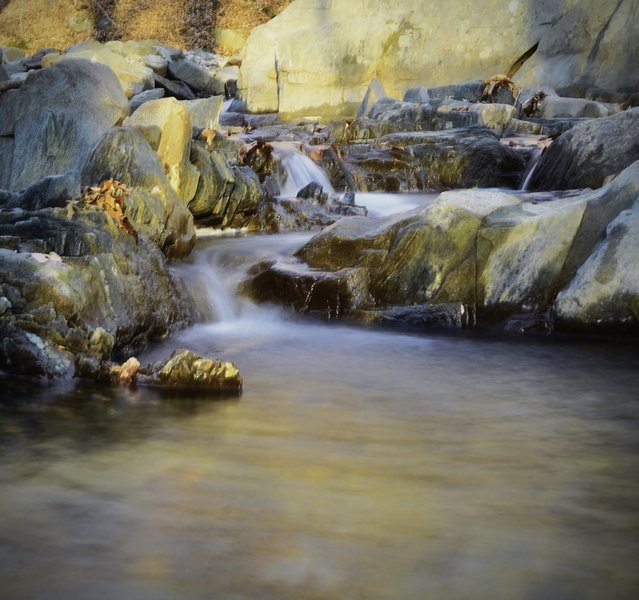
[{"x1": 1, "y1": 331, "x2": 639, "y2": 599}]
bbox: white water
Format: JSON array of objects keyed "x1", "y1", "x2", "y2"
[
  {"x1": 519, "y1": 146, "x2": 542, "y2": 191},
  {"x1": 272, "y1": 142, "x2": 335, "y2": 198},
  {"x1": 355, "y1": 191, "x2": 439, "y2": 216}
]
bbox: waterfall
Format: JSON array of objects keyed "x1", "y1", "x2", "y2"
[
  {"x1": 272, "y1": 142, "x2": 335, "y2": 198},
  {"x1": 519, "y1": 146, "x2": 542, "y2": 191}
]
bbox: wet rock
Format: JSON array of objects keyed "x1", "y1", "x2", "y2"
[
  {"x1": 124, "y1": 98, "x2": 200, "y2": 204},
  {"x1": 530, "y1": 108, "x2": 639, "y2": 191},
  {"x1": 0, "y1": 59, "x2": 129, "y2": 192},
  {"x1": 376, "y1": 302, "x2": 474, "y2": 329},
  {"x1": 147, "y1": 349, "x2": 242, "y2": 392},
  {"x1": 242, "y1": 259, "x2": 370, "y2": 319}
]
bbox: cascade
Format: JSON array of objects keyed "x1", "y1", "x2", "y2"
[
  {"x1": 271, "y1": 142, "x2": 335, "y2": 197},
  {"x1": 519, "y1": 146, "x2": 543, "y2": 191}
]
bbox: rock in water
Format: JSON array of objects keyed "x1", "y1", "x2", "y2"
[{"x1": 150, "y1": 349, "x2": 242, "y2": 392}]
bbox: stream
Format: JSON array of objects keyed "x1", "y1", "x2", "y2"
[{"x1": 1, "y1": 192, "x2": 639, "y2": 599}]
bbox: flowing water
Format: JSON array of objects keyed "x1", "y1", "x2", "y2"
[{"x1": 1, "y1": 197, "x2": 639, "y2": 599}]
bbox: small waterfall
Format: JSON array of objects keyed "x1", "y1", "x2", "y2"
[
  {"x1": 272, "y1": 142, "x2": 335, "y2": 198},
  {"x1": 519, "y1": 147, "x2": 542, "y2": 191}
]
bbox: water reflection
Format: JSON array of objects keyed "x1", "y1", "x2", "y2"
[{"x1": 1, "y1": 330, "x2": 639, "y2": 599}]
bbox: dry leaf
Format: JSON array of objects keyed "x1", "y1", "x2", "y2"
[{"x1": 82, "y1": 179, "x2": 138, "y2": 242}]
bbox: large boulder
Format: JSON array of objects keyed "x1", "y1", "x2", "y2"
[
  {"x1": 124, "y1": 97, "x2": 200, "y2": 204},
  {"x1": 42, "y1": 40, "x2": 155, "y2": 98},
  {"x1": 0, "y1": 208, "x2": 194, "y2": 378},
  {"x1": 0, "y1": 59, "x2": 129, "y2": 191},
  {"x1": 81, "y1": 127, "x2": 196, "y2": 258},
  {"x1": 529, "y1": 108, "x2": 639, "y2": 191},
  {"x1": 239, "y1": 0, "x2": 639, "y2": 116},
  {"x1": 554, "y1": 200, "x2": 639, "y2": 332}
]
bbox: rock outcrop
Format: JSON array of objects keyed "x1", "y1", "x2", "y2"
[{"x1": 239, "y1": 0, "x2": 639, "y2": 116}]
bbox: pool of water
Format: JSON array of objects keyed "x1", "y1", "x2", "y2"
[{"x1": 1, "y1": 232, "x2": 639, "y2": 600}]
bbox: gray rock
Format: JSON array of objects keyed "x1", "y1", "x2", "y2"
[
  {"x1": 0, "y1": 59, "x2": 129, "y2": 192},
  {"x1": 167, "y1": 59, "x2": 225, "y2": 96},
  {"x1": 143, "y1": 54, "x2": 168, "y2": 75},
  {"x1": 530, "y1": 108, "x2": 639, "y2": 190},
  {"x1": 0, "y1": 171, "x2": 80, "y2": 211},
  {"x1": 403, "y1": 87, "x2": 430, "y2": 103},
  {"x1": 154, "y1": 72, "x2": 196, "y2": 100},
  {"x1": 129, "y1": 88, "x2": 165, "y2": 113},
  {"x1": 181, "y1": 96, "x2": 224, "y2": 130},
  {"x1": 357, "y1": 78, "x2": 387, "y2": 119}
]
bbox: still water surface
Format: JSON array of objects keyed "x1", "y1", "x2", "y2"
[{"x1": 1, "y1": 223, "x2": 639, "y2": 600}]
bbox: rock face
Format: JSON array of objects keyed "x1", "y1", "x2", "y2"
[
  {"x1": 243, "y1": 160, "x2": 639, "y2": 333},
  {"x1": 239, "y1": 0, "x2": 639, "y2": 115},
  {"x1": 0, "y1": 59, "x2": 129, "y2": 191},
  {"x1": 529, "y1": 108, "x2": 639, "y2": 191}
]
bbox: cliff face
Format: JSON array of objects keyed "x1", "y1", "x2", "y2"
[{"x1": 238, "y1": 0, "x2": 639, "y2": 116}]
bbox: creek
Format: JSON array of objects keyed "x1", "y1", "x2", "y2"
[{"x1": 1, "y1": 189, "x2": 639, "y2": 599}]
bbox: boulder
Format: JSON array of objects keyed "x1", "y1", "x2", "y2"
[
  {"x1": 536, "y1": 96, "x2": 615, "y2": 119},
  {"x1": 130, "y1": 88, "x2": 165, "y2": 113},
  {"x1": 42, "y1": 41, "x2": 155, "y2": 98},
  {"x1": 436, "y1": 100, "x2": 516, "y2": 134},
  {"x1": 0, "y1": 58, "x2": 129, "y2": 192},
  {"x1": 124, "y1": 97, "x2": 200, "y2": 204},
  {"x1": 343, "y1": 129, "x2": 527, "y2": 191},
  {"x1": 81, "y1": 127, "x2": 195, "y2": 258},
  {"x1": 181, "y1": 96, "x2": 224, "y2": 130},
  {"x1": 147, "y1": 349, "x2": 242, "y2": 392},
  {"x1": 0, "y1": 208, "x2": 195, "y2": 378},
  {"x1": 529, "y1": 108, "x2": 639, "y2": 190},
  {"x1": 554, "y1": 200, "x2": 639, "y2": 333},
  {"x1": 154, "y1": 72, "x2": 196, "y2": 100},
  {"x1": 357, "y1": 78, "x2": 388, "y2": 119},
  {"x1": 167, "y1": 59, "x2": 225, "y2": 96},
  {"x1": 239, "y1": 0, "x2": 639, "y2": 116},
  {"x1": 0, "y1": 171, "x2": 81, "y2": 212}
]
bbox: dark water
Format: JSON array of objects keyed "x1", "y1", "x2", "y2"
[{"x1": 1, "y1": 228, "x2": 639, "y2": 600}]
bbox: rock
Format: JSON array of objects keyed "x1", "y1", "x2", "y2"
[
  {"x1": 1, "y1": 47, "x2": 26, "y2": 62},
  {"x1": 424, "y1": 80, "x2": 485, "y2": 103},
  {"x1": 129, "y1": 88, "x2": 165, "y2": 114},
  {"x1": 154, "y1": 73, "x2": 196, "y2": 100},
  {"x1": 0, "y1": 59, "x2": 129, "y2": 192},
  {"x1": 181, "y1": 96, "x2": 224, "y2": 130},
  {"x1": 554, "y1": 201, "x2": 639, "y2": 333},
  {"x1": 343, "y1": 129, "x2": 526, "y2": 192},
  {"x1": 436, "y1": 100, "x2": 516, "y2": 134},
  {"x1": 529, "y1": 108, "x2": 639, "y2": 191},
  {"x1": 357, "y1": 78, "x2": 388, "y2": 119},
  {"x1": 376, "y1": 302, "x2": 474, "y2": 329},
  {"x1": 239, "y1": 0, "x2": 638, "y2": 115},
  {"x1": 81, "y1": 127, "x2": 196, "y2": 258},
  {"x1": 149, "y1": 349, "x2": 242, "y2": 392},
  {"x1": 143, "y1": 54, "x2": 168, "y2": 76},
  {"x1": 403, "y1": 87, "x2": 431, "y2": 104},
  {"x1": 0, "y1": 208, "x2": 195, "y2": 377},
  {"x1": 241, "y1": 259, "x2": 371, "y2": 319},
  {"x1": 124, "y1": 98, "x2": 200, "y2": 204},
  {"x1": 0, "y1": 171, "x2": 81, "y2": 211},
  {"x1": 167, "y1": 58, "x2": 225, "y2": 96},
  {"x1": 537, "y1": 96, "x2": 614, "y2": 119},
  {"x1": 43, "y1": 41, "x2": 155, "y2": 98}
]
